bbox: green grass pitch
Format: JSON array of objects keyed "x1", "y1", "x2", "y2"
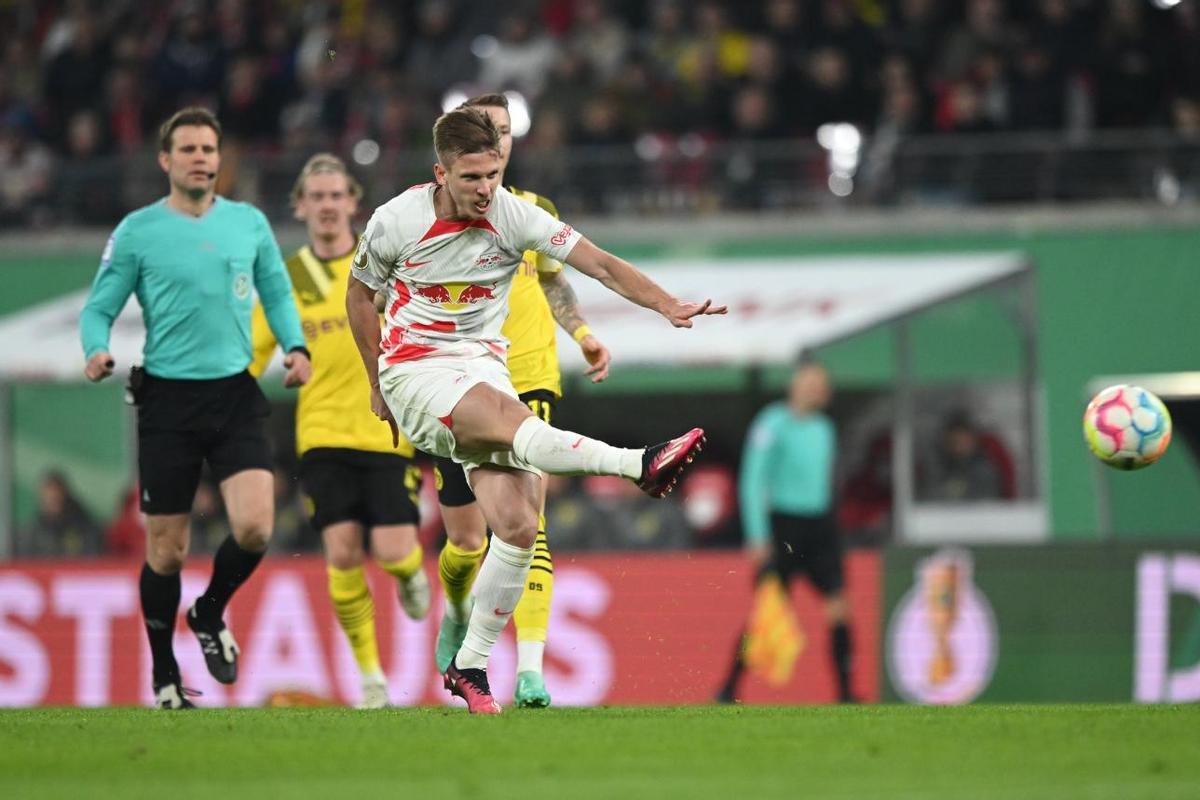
[{"x1": 2, "y1": 704, "x2": 1198, "y2": 799}]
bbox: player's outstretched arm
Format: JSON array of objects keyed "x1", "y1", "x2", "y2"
[
  {"x1": 564, "y1": 237, "x2": 728, "y2": 328},
  {"x1": 346, "y1": 275, "x2": 399, "y2": 447},
  {"x1": 539, "y1": 270, "x2": 611, "y2": 382}
]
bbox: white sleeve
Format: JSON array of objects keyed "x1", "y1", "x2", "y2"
[
  {"x1": 350, "y1": 211, "x2": 394, "y2": 291},
  {"x1": 502, "y1": 191, "x2": 582, "y2": 262}
]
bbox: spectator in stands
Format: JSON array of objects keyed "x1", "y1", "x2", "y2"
[
  {"x1": 0, "y1": 119, "x2": 53, "y2": 228},
  {"x1": 219, "y1": 55, "x2": 281, "y2": 146},
  {"x1": 882, "y1": 0, "x2": 947, "y2": 78},
  {"x1": 798, "y1": 46, "x2": 870, "y2": 133},
  {"x1": 152, "y1": 8, "x2": 225, "y2": 118},
  {"x1": 57, "y1": 107, "x2": 124, "y2": 225},
  {"x1": 478, "y1": 14, "x2": 560, "y2": 99},
  {"x1": 568, "y1": 0, "x2": 631, "y2": 85},
  {"x1": 106, "y1": 484, "x2": 146, "y2": 558},
  {"x1": 189, "y1": 479, "x2": 230, "y2": 555},
  {"x1": 838, "y1": 432, "x2": 893, "y2": 543},
  {"x1": 404, "y1": 1, "x2": 475, "y2": 100},
  {"x1": 918, "y1": 410, "x2": 1011, "y2": 502},
  {"x1": 42, "y1": 8, "x2": 109, "y2": 146},
  {"x1": 268, "y1": 463, "x2": 312, "y2": 554},
  {"x1": 938, "y1": 0, "x2": 1012, "y2": 83},
  {"x1": 1092, "y1": 0, "x2": 1167, "y2": 128},
  {"x1": 20, "y1": 470, "x2": 102, "y2": 557},
  {"x1": 2, "y1": 0, "x2": 1200, "y2": 214},
  {"x1": 106, "y1": 67, "x2": 146, "y2": 154}
]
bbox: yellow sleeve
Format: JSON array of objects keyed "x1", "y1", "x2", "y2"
[
  {"x1": 530, "y1": 191, "x2": 562, "y2": 275},
  {"x1": 535, "y1": 252, "x2": 563, "y2": 275},
  {"x1": 248, "y1": 301, "x2": 278, "y2": 378}
]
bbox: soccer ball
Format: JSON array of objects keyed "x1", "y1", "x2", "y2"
[{"x1": 1083, "y1": 384, "x2": 1172, "y2": 470}]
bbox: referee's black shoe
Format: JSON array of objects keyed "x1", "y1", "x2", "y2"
[{"x1": 186, "y1": 604, "x2": 240, "y2": 685}]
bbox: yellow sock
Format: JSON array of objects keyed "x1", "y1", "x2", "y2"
[
  {"x1": 514, "y1": 530, "x2": 553, "y2": 645},
  {"x1": 327, "y1": 565, "x2": 381, "y2": 676},
  {"x1": 377, "y1": 544, "x2": 424, "y2": 580},
  {"x1": 438, "y1": 539, "x2": 486, "y2": 621}
]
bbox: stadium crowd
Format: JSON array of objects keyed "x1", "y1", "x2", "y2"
[{"x1": 3, "y1": 0, "x2": 1200, "y2": 225}]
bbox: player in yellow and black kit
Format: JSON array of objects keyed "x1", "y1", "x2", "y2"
[
  {"x1": 433, "y1": 93, "x2": 612, "y2": 708},
  {"x1": 250, "y1": 154, "x2": 429, "y2": 709}
]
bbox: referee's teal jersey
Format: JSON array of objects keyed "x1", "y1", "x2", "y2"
[
  {"x1": 739, "y1": 402, "x2": 837, "y2": 545},
  {"x1": 80, "y1": 197, "x2": 305, "y2": 380}
]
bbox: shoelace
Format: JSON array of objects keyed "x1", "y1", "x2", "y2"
[{"x1": 459, "y1": 667, "x2": 492, "y2": 695}]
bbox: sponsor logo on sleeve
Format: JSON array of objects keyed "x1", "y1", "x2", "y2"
[{"x1": 549, "y1": 224, "x2": 574, "y2": 248}]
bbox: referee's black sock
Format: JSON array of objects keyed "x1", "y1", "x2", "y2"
[
  {"x1": 832, "y1": 622, "x2": 853, "y2": 702},
  {"x1": 194, "y1": 535, "x2": 265, "y2": 621},
  {"x1": 140, "y1": 562, "x2": 181, "y2": 687}
]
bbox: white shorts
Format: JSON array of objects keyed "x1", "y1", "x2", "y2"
[{"x1": 378, "y1": 354, "x2": 536, "y2": 475}]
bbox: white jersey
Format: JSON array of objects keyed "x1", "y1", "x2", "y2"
[{"x1": 352, "y1": 184, "x2": 582, "y2": 368}]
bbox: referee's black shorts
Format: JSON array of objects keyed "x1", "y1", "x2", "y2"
[
  {"x1": 760, "y1": 511, "x2": 845, "y2": 596},
  {"x1": 434, "y1": 388, "x2": 557, "y2": 507},
  {"x1": 136, "y1": 370, "x2": 272, "y2": 515},
  {"x1": 298, "y1": 448, "x2": 421, "y2": 531}
]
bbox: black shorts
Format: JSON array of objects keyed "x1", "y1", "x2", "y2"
[
  {"x1": 136, "y1": 370, "x2": 272, "y2": 515},
  {"x1": 298, "y1": 448, "x2": 421, "y2": 531},
  {"x1": 434, "y1": 389, "x2": 556, "y2": 507},
  {"x1": 760, "y1": 511, "x2": 844, "y2": 595}
]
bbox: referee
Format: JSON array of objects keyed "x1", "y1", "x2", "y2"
[
  {"x1": 717, "y1": 357, "x2": 856, "y2": 704},
  {"x1": 80, "y1": 108, "x2": 311, "y2": 709}
]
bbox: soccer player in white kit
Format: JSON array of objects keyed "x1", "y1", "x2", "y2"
[{"x1": 346, "y1": 107, "x2": 725, "y2": 713}]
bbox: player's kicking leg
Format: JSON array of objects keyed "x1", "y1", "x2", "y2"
[
  {"x1": 448, "y1": 383, "x2": 706, "y2": 499},
  {"x1": 443, "y1": 464, "x2": 541, "y2": 714}
]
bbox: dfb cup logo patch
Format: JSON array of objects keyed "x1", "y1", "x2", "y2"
[
  {"x1": 887, "y1": 549, "x2": 998, "y2": 705},
  {"x1": 233, "y1": 272, "x2": 251, "y2": 300}
]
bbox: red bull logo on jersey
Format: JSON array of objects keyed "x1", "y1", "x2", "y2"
[
  {"x1": 413, "y1": 284, "x2": 453, "y2": 304},
  {"x1": 412, "y1": 282, "x2": 497, "y2": 310},
  {"x1": 474, "y1": 253, "x2": 504, "y2": 268}
]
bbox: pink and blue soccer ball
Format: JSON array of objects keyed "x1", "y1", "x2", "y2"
[{"x1": 1083, "y1": 384, "x2": 1172, "y2": 471}]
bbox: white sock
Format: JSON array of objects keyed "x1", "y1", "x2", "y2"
[
  {"x1": 517, "y1": 640, "x2": 545, "y2": 674},
  {"x1": 456, "y1": 537, "x2": 533, "y2": 670},
  {"x1": 512, "y1": 416, "x2": 642, "y2": 479}
]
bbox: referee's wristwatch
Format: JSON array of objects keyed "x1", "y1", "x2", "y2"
[{"x1": 288, "y1": 346, "x2": 312, "y2": 361}]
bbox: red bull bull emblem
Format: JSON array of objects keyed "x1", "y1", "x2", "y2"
[
  {"x1": 414, "y1": 284, "x2": 452, "y2": 303},
  {"x1": 413, "y1": 283, "x2": 496, "y2": 309},
  {"x1": 456, "y1": 284, "x2": 495, "y2": 304}
]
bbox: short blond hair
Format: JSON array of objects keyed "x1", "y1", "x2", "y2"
[{"x1": 290, "y1": 153, "x2": 364, "y2": 205}]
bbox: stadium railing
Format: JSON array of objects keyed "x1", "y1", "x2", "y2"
[{"x1": 6, "y1": 129, "x2": 1198, "y2": 229}]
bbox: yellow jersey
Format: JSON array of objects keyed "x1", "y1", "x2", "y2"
[
  {"x1": 250, "y1": 243, "x2": 415, "y2": 458},
  {"x1": 504, "y1": 186, "x2": 563, "y2": 397}
]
